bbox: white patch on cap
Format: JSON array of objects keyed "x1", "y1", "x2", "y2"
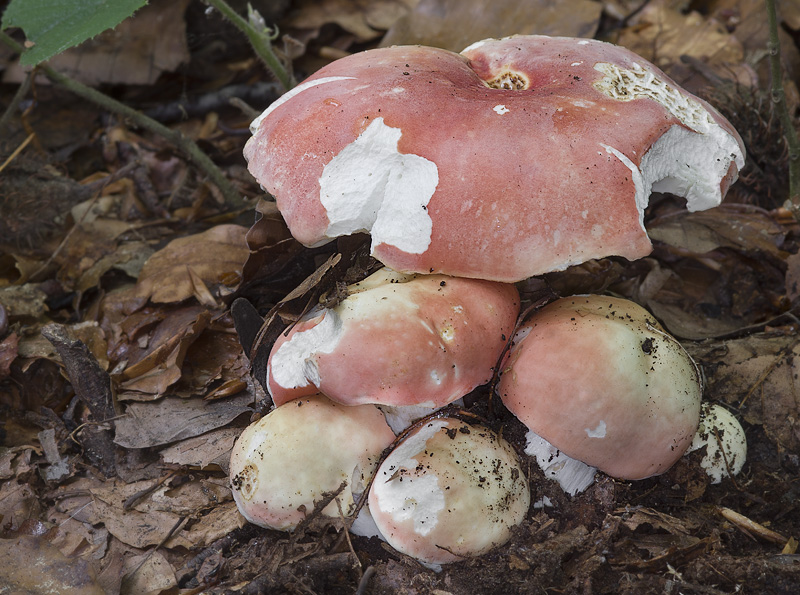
[
  {"x1": 585, "y1": 420, "x2": 607, "y2": 438},
  {"x1": 270, "y1": 309, "x2": 343, "y2": 389},
  {"x1": 373, "y1": 421, "x2": 448, "y2": 535},
  {"x1": 249, "y1": 76, "x2": 355, "y2": 134},
  {"x1": 524, "y1": 430, "x2": 597, "y2": 496},
  {"x1": 593, "y1": 61, "x2": 744, "y2": 212},
  {"x1": 461, "y1": 38, "x2": 491, "y2": 53},
  {"x1": 493, "y1": 104, "x2": 510, "y2": 115},
  {"x1": 319, "y1": 117, "x2": 438, "y2": 255},
  {"x1": 601, "y1": 143, "x2": 647, "y2": 230}
]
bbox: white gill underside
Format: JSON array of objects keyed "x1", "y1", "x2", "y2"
[
  {"x1": 319, "y1": 117, "x2": 439, "y2": 255},
  {"x1": 524, "y1": 430, "x2": 597, "y2": 496},
  {"x1": 594, "y1": 62, "x2": 745, "y2": 229},
  {"x1": 269, "y1": 309, "x2": 344, "y2": 390}
]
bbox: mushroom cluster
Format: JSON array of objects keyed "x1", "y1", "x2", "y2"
[{"x1": 231, "y1": 35, "x2": 748, "y2": 565}]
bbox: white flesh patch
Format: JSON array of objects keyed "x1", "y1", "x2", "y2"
[
  {"x1": 493, "y1": 104, "x2": 510, "y2": 115},
  {"x1": 270, "y1": 309, "x2": 343, "y2": 389},
  {"x1": 461, "y1": 39, "x2": 490, "y2": 53},
  {"x1": 319, "y1": 117, "x2": 439, "y2": 254},
  {"x1": 594, "y1": 61, "x2": 744, "y2": 218},
  {"x1": 249, "y1": 76, "x2": 355, "y2": 134},
  {"x1": 525, "y1": 430, "x2": 597, "y2": 496},
  {"x1": 585, "y1": 420, "x2": 607, "y2": 438},
  {"x1": 373, "y1": 421, "x2": 448, "y2": 535},
  {"x1": 377, "y1": 399, "x2": 463, "y2": 434}
]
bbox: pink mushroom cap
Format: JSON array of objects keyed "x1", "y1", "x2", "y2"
[
  {"x1": 498, "y1": 295, "x2": 702, "y2": 480},
  {"x1": 245, "y1": 35, "x2": 745, "y2": 282},
  {"x1": 267, "y1": 267, "x2": 520, "y2": 410}
]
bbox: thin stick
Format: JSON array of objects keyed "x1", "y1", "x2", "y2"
[
  {"x1": 765, "y1": 0, "x2": 800, "y2": 214},
  {"x1": 0, "y1": 132, "x2": 34, "y2": 173},
  {"x1": 0, "y1": 31, "x2": 247, "y2": 210},
  {"x1": 203, "y1": 0, "x2": 295, "y2": 90}
]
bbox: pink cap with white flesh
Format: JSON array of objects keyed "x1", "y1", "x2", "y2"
[
  {"x1": 368, "y1": 418, "x2": 530, "y2": 565},
  {"x1": 267, "y1": 268, "x2": 519, "y2": 412},
  {"x1": 245, "y1": 35, "x2": 745, "y2": 282},
  {"x1": 498, "y1": 295, "x2": 703, "y2": 481},
  {"x1": 229, "y1": 395, "x2": 395, "y2": 530}
]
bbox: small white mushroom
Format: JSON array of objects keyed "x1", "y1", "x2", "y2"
[
  {"x1": 229, "y1": 395, "x2": 395, "y2": 530},
  {"x1": 368, "y1": 418, "x2": 530, "y2": 565},
  {"x1": 686, "y1": 403, "x2": 747, "y2": 483}
]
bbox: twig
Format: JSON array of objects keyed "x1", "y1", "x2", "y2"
[
  {"x1": 0, "y1": 70, "x2": 33, "y2": 131},
  {"x1": 203, "y1": 0, "x2": 295, "y2": 90},
  {"x1": 0, "y1": 132, "x2": 34, "y2": 173},
  {"x1": 765, "y1": 0, "x2": 800, "y2": 214},
  {"x1": 0, "y1": 31, "x2": 247, "y2": 210}
]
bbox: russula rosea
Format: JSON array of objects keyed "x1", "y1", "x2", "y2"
[
  {"x1": 687, "y1": 403, "x2": 747, "y2": 483},
  {"x1": 368, "y1": 417, "x2": 530, "y2": 565},
  {"x1": 267, "y1": 267, "x2": 519, "y2": 430},
  {"x1": 498, "y1": 295, "x2": 703, "y2": 493},
  {"x1": 244, "y1": 35, "x2": 745, "y2": 282},
  {"x1": 229, "y1": 395, "x2": 394, "y2": 530}
]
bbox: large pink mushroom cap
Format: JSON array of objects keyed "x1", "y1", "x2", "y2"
[
  {"x1": 267, "y1": 268, "x2": 519, "y2": 413},
  {"x1": 498, "y1": 295, "x2": 702, "y2": 481},
  {"x1": 245, "y1": 35, "x2": 745, "y2": 282}
]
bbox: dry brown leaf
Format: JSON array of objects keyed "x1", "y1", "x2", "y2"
[
  {"x1": 647, "y1": 205, "x2": 786, "y2": 258},
  {"x1": 0, "y1": 480, "x2": 40, "y2": 529},
  {"x1": 160, "y1": 427, "x2": 242, "y2": 473},
  {"x1": 0, "y1": 534, "x2": 104, "y2": 594},
  {"x1": 0, "y1": 332, "x2": 19, "y2": 379},
  {"x1": 616, "y1": 1, "x2": 745, "y2": 89},
  {"x1": 381, "y1": 0, "x2": 601, "y2": 51},
  {"x1": 165, "y1": 501, "x2": 246, "y2": 549},
  {"x1": 287, "y1": 0, "x2": 419, "y2": 41},
  {"x1": 134, "y1": 225, "x2": 249, "y2": 304},
  {"x1": 686, "y1": 333, "x2": 800, "y2": 452},
  {"x1": 117, "y1": 307, "x2": 211, "y2": 400},
  {"x1": 0, "y1": 284, "x2": 48, "y2": 320},
  {"x1": 121, "y1": 550, "x2": 177, "y2": 595},
  {"x1": 113, "y1": 391, "x2": 253, "y2": 449}
]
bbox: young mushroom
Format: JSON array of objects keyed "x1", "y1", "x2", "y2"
[
  {"x1": 497, "y1": 295, "x2": 703, "y2": 493},
  {"x1": 229, "y1": 395, "x2": 395, "y2": 530},
  {"x1": 244, "y1": 35, "x2": 745, "y2": 282},
  {"x1": 267, "y1": 267, "x2": 519, "y2": 430},
  {"x1": 368, "y1": 417, "x2": 530, "y2": 566},
  {"x1": 687, "y1": 402, "x2": 747, "y2": 483}
]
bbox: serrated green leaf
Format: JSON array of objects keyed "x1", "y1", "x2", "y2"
[{"x1": 2, "y1": 0, "x2": 148, "y2": 66}]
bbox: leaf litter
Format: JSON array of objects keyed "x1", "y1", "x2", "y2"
[{"x1": 1, "y1": 0, "x2": 799, "y2": 593}]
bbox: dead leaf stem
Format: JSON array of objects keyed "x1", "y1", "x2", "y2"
[
  {"x1": 0, "y1": 30, "x2": 247, "y2": 211},
  {"x1": 765, "y1": 0, "x2": 800, "y2": 213}
]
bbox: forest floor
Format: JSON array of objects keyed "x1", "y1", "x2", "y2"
[{"x1": 1, "y1": 0, "x2": 799, "y2": 593}]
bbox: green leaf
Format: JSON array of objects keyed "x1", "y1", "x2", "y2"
[{"x1": 2, "y1": 0, "x2": 148, "y2": 66}]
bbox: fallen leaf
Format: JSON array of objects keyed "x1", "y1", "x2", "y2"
[
  {"x1": 616, "y1": 1, "x2": 745, "y2": 89},
  {"x1": 0, "y1": 332, "x2": 19, "y2": 378},
  {"x1": 686, "y1": 333, "x2": 800, "y2": 452},
  {"x1": 121, "y1": 550, "x2": 177, "y2": 595},
  {"x1": 381, "y1": 0, "x2": 601, "y2": 51},
  {"x1": 113, "y1": 391, "x2": 253, "y2": 449},
  {"x1": 160, "y1": 427, "x2": 242, "y2": 473},
  {"x1": 134, "y1": 225, "x2": 250, "y2": 304},
  {"x1": 0, "y1": 534, "x2": 104, "y2": 594},
  {"x1": 287, "y1": 0, "x2": 419, "y2": 41}
]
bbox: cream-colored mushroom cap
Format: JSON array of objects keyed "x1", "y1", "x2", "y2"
[
  {"x1": 368, "y1": 418, "x2": 530, "y2": 564},
  {"x1": 229, "y1": 395, "x2": 395, "y2": 530}
]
